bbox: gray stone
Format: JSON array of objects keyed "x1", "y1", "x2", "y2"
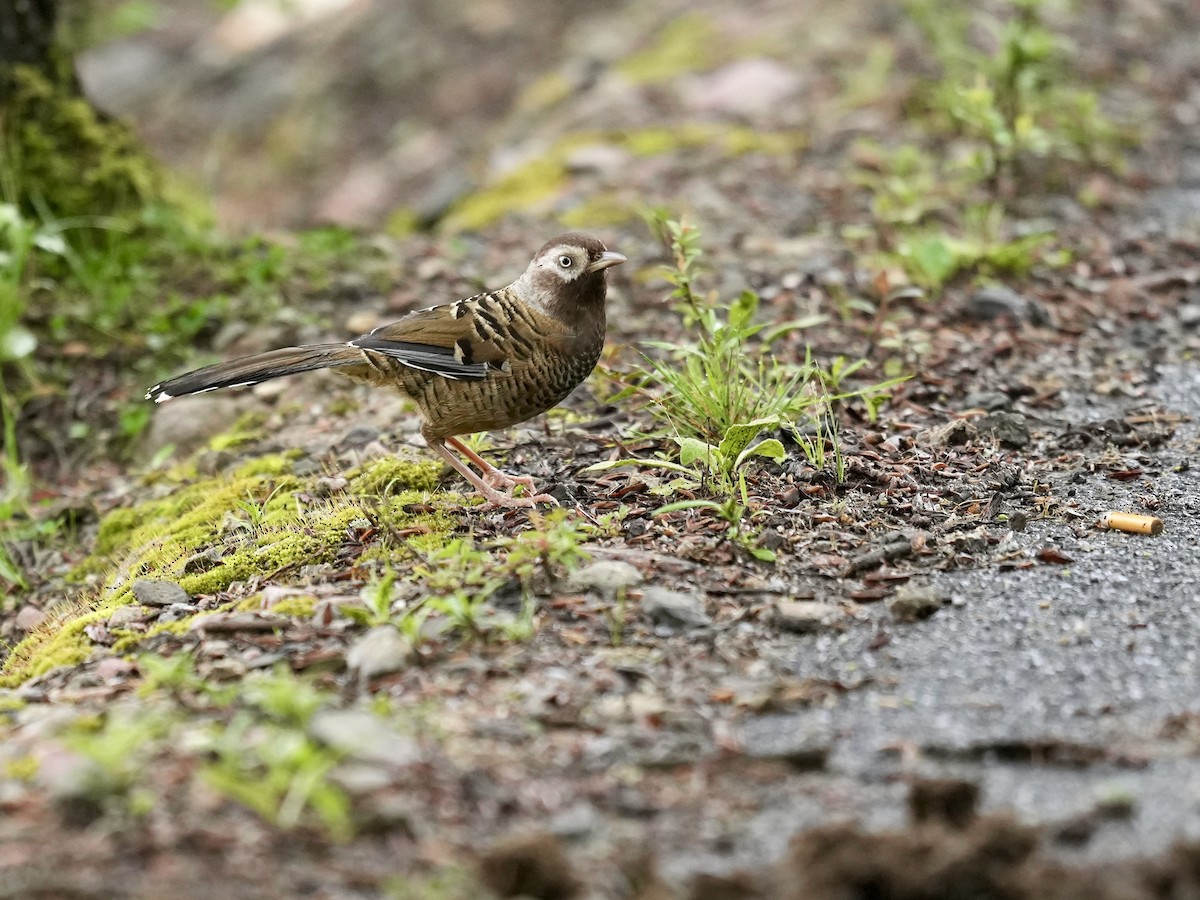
[
  {"x1": 143, "y1": 394, "x2": 249, "y2": 459},
  {"x1": 964, "y1": 285, "x2": 1049, "y2": 325},
  {"x1": 977, "y1": 411, "x2": 1031, "y2": 448},
  {"x1": 566, "y1": 560, "x2": 643, "y2": 595},
  {"x1": 14, "y1": 605, "x2": 46, "y2": 632},
  {"x1": 309, "y1": 709, "x2": 420, "y2": 767},
  {"x1": 738, "y1": 714, "x2": 831, "y2": 770},
  {"x1": 686, "y1": 58, "x2": 802, "y2": 117},
  {"x1": 888, "y1": 585, "x2": 947, "y2": 622},
  {"x1": 107, "y1": 606, "x2": 145, "y2": 628},
  {"x1": 774, "y1": 600, "x2": 841, "y2": 633},
  {"x1": 962, "y1": 391, "x2": 1011, "y2": 412},
  {"x1": 640, "y1": 587, "x2": 710, "y2": 631},
  {"x1": 131, "y1": 579, "x2": 191, "y2": 607},
  {"x1": 347, "y1": 626, "x2": 413, "y2": 681}
]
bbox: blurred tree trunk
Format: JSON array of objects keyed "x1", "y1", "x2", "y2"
[
  {"x1": 0, "y1": 0, "x2": 159, "y2": 219},
  {"x1": 0, "y1": 0, "x2": 71, "y2": 89}
]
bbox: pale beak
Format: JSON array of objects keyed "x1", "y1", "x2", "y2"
[{"x1": 587, "y1": 250, "x2": 627, "y2": 273}]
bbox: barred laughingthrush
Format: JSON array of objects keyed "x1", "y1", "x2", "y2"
[{"x1": 146, "y1": 233, "x2": 626, "y2": 507}]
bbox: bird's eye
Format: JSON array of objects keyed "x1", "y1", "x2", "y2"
[{"x1": 558, "y1": 255, "x2": 574, "y2": 268}]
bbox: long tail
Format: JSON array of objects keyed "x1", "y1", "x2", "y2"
[{"x1": 145, "y1": 343, "x2": 362, "y2": 403}]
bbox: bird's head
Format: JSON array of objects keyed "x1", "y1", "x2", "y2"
[{"x1": 518, "y1": 233, "x2": 625, "y2": 319}]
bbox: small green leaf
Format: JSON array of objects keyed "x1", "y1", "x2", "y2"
[
  {"x1": 716, "y1": 418, "x2": 777, "y2": 463},
  {"x1": 908, "y1": 235, "x2": 958, "y2": 288},
  {"x1": 727, "y1": 290, "x2": 760, "y2": 330},
  {"x1": 734, "y1": 438, "x2": 786, "y2": 471},
  {"x1": 654, "y1": 499, "x2": 723, "y2": 516},
  {"x1": 676, "y1": 436, "x2": 717, "y2": 469}
]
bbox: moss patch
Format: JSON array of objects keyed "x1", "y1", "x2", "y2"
[
  {"x1": 616, "y1": 13, "x2": 723, "y2": 85},
  {"x1": 439, "y1": 125, "x2": 806, "y2": 233},
  {"x1": 1, "y1": 66, "x2": 162, "y2": 220},
  {"x1": 1, "y1": 451, "x2": 455, "y2": 687}
]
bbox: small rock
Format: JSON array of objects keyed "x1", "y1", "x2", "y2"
[
  {"x1": 961, "y1": 391, "x2": 1011, "y2": 412},
  {"x1": 564, "y1": 143, "x2": 632, "y2": 178},
  {"x1": 964, "y1": 285, "x2": 1049, "y2": 325},
  {"x1": 640, "y1": 587, "x2": 710, "y2": 631},
  {"x1": 686, "y1": 58, "x2": 803, "y2": 117},
  {"x1": 313, "y1": 476, "x2": 349, "y2": 497},
  {"x1": 919, "y1": 419, "x2": 978, "y2": 448},
  {"x1": 15, "y1": 605, "x2": 46, "y2": 631},
  {"x1": 251, "y1": 379, "x2": 289, "y2": 401},
  {"x1": 338, "y1": 423, "x2": 380, "y2": 449},
  {"x1": 737, "y1": 714, "x2": 831, "y2": 770},
  {"x1": 1179, "y1": 303, "x2": 1200, "y2": 329},
  {"x1": 774, "y1": 600, "x2": 841, "y2": 633},
  {"x1": 108, "y1": 606, "x2": 145, "y2": 628},
  {"x1": 888, "y1": 585, "x2": 947, "y2": 622},
  {"x1": 94, "y1": 658, "x2": 136, "y2": 681},
  {"x1": 157, "y1": 602, "x2": 198, "y2": 623},
  {"x1": 977, "y1": 411, "x2": 1031, "y2": 448},
  {"x1": 132, "y1": 580, "x2": 191, "y2": 607},
  {"x1": 565, "y1": 560, "x2": 643, "y2": 595},
  {"x1": 329, "y1": 761, "x2": 394, "y2": 795},
  {"x1": 347, "y1": 626, "x2": 413, "y2": 681},
  {"x1": 143, "y1": 394, "x2": 248, "y2": 459},
  {"x1": 344, "y1": 310, "x2": 380, "y2": 335},
  {"x1": 309, "y1": 709, "x2": 420, "y2": 766}
]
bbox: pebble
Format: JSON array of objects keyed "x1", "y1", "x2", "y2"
[
  {"x1": 977, "y1": 411, "x2": 1031, "y2": 448},
  {"x1": 347, "y1": 625, "x2": 413, "y2": 681},
  {"x1": 15, "y1": 605, "x2": 46, "y2": 631},
  {"x1": 94, "y1": 658, "x2": 136, "y2": 680},
  {"x1": 774, "y1": 600, "x2": 841, "y2": 633},
  {"x1": 338, "y1": 423, "x2": 381, "y2": 449},
  {"x1": 309, "y1": 708, "x2": 420, "y2": 766},
  {"x1": 344, "y1": 310, "x2": 381, "y2": 335},
  {"x1": 565, "y1": 560, "x2": 643, "y2": 596},
  {"x1": 639, "y1": 587, "x2": 711, "y2": 631},
  {"x1": 888, "y1": 585, "x2": 947, "y2": 622},
  {"x1": 737, "y1": 714, "x2": 831, "y2": 770},
  {"x1": 964, "y1": 285, "x2": 1050, "y2": 325},
  {"x1": 108, "y1": 606, "x2": 145, "y2": 628},
  {"x1": 686, "y1": 58, "x2": 802, "y2": 117},
  {"x1": 564, "y1": 143, "x2": 632, "y2": 178},
  {"x1": 961, "y1": 391, "x2": 1011, "y2": 412},
  {"x1": 131, "y1": 579, "x2": 191, "y2": 607}
]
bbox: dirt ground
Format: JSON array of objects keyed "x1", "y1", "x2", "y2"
[{"x1": 4, "y1": 0, "x2": 1200, "y2": 897}]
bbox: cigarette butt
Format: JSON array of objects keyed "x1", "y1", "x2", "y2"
[{"x1": 1101, "y1": 512, "x2": 1163, "y2": 535}]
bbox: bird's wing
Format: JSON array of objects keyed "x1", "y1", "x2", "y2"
[{"x1": 349, "y1": 291, "x2": 556, "y2": 382}]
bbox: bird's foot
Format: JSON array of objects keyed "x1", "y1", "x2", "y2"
[
  {"x1": 477, "y1": 482, "x2": 559, "y2": 509},
  {"x1": 482, "y1": 469, "x2": 537, "y2": 491}
]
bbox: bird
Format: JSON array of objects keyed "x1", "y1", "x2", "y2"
[{"x1": 146, "y1": 233, "x2": 626, "y2": 507}]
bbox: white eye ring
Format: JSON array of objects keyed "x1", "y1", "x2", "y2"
[{"x1": 558, "y1": 255, "x2": 574, "y2": 268}]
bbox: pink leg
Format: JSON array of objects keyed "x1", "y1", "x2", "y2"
[
  {"x1": 446, "y1": 436, "x2": 536, "y2": 489},
  {"x1": 430, "y1": 439, "x2": 557, "y2": 508}
]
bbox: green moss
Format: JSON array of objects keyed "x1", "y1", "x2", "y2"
[
  {"x1": 3, "y1": 453, "x2": 456, "y2": 686},
  {"x1": 235, "y1": 452, "x2": 301, "y2": 478},
  {"x1": 440, "y1": 155, "x2": 569, "y2": 234},
  {"x1": 437, "y1": 125, "x2": 806, "y2": 233},
  {"x1": 559, "y1": 193, "x2": 640, "y2": 230},
  {"x1": 617, "y1": 13, "x2": 722, "y2": 85},
  {"x1": 1, "y1": 67, "x2": 162, "y2": 220},
  {"x1": 256, "y1": 596, "x2": 317, "y2": 618},
  {"x1": 349, "y1": 455, "x2": 443, "y2": 495},
  {"x1": 208, "y1": 411, "x2": 269, "y2": 452},
  {"x1": 514, "y1": 72, "x2": 575, "y2": 116},
  {"x1": 4, "y1": 754, "x2": 39, "y2": 782}
]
